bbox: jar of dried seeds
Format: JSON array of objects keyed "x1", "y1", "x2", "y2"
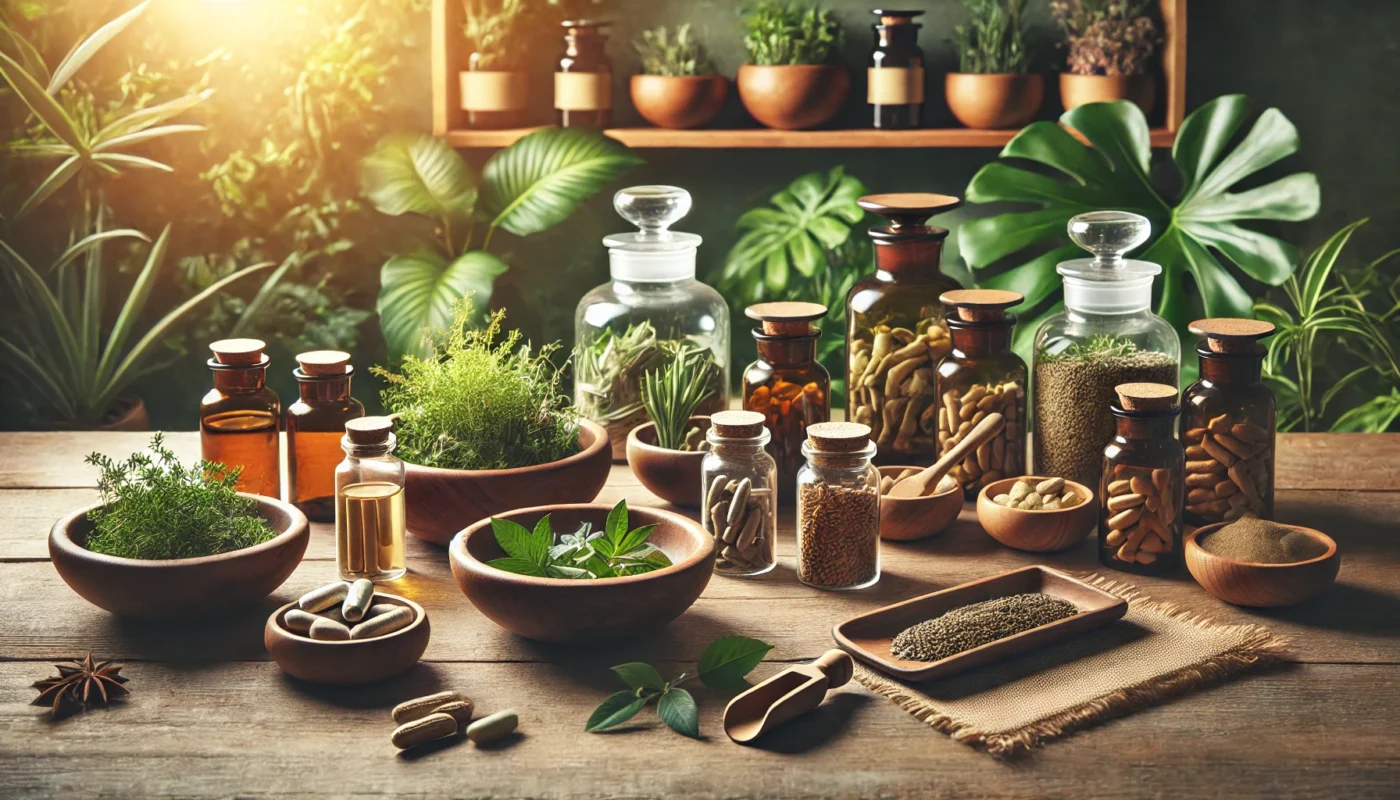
[
  {"x1": 1100, "y1": 383, "x2": 1184, "y2": 575},
  {"x1": 701, "y1": 411, "x2": 778, "y2": 576},
  {"x1": 797, "y1": 422, "x2": 881, "y2": 590}
]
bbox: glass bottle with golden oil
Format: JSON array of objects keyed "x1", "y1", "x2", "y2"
[
  {"x1": 286, "y1": 351, "x2": 365, "y2": 522},
  {"x1": 201, "y1": 339, "x2": 280, "y2": 497},
  {"x1": 336, "y1": 417, "x2": 406, "y2": 582}
]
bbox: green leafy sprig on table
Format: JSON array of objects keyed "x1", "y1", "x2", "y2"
[
  {"x1": 488, "y1": 500, "x2": 672, "y2": 579},
  {"x1": 586, "y1": 636, "x2": 776, "y2": 738}
]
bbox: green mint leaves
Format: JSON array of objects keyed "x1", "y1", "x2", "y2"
[{"x1": 486, "y1": 500, "x2": 672, "y2": 580}]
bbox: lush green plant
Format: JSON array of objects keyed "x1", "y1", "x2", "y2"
[
  {"x1": 741, "y1": 0, "x2": 843, "y2": 66},
  {"x1": 953, "y1": 0, "x2": 1032, "y2": 74},
  {"x1": 634, "y1": 23, "x2": 716, "y2": 76},
  {"x1": 361, "y1": 127, "x2": 642, "y2": 360},
  {"x1": 642, "y1": 344, "x2": 718, "y2": 450},
  {"x1": 962, "y1": 96, "x2": 1320, "y2": 380},
  {"x1": 463, "y1": 0, "x2": 530, "y2": 71},
  {"x1": 487, "y1": 500, "x2": 672, "y2": 579},
  {"x1": 1051, "y1": 0, "x2": 1158, "y2": 76},
  {"x1": 586, "y1": 635, "x2": 775, "y2": 738},
  {"x1": 83, "y1": 435, "x2": 277, "y2": 560},
  {"x1": 374, "y1": 300, "x2": 580, "y2": 470}
]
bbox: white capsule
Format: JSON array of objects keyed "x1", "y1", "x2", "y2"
[
  {"x1": 309, "y1": 617, "x2": 350, "y2": 641},
  {"x1": 298, "y1": 581, "x2": 349, "y2": 613},
  {"x1": 349, "y1": 605, "x2": 414, "y2": 639},
  {"x1": 341, "y1": 579, "x2": 375, "y2": 622},
  {"x1": 282, "y1": 609, "x2": 319, "y2": 634}
]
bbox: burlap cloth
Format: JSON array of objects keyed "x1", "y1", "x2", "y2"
[{"x1": 854, "y1": 575, "x2": 1289, "y2": 757}]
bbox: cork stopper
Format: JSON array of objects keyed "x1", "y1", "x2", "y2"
[
  {"x1": 1189, "y1": 318, "x2": 1276, "y2": 354},
  {"x1": 873, "y1": 8, "x2": 924, "y2": 25},
  {"x1": 345, "y1": 416, "x2": 394, "y2": 445},
  {"x1": 806, "y1": 422, "x2": 873, "y2": 453},
  {"x1": 209, "y1": 338, "x2": 266, "y2": 366},
  {"x1": 858, "y1": 192, "x2": 962, "y2": 230},
  {"x1": 940, "y1": 289, "x2": 1022, "y2": 323},
  {"x1": 746, "y1": 301, "x2": 827, "y2": 336},
  {"x1": 711, "y1": 410, "x2": 766, "y2": 439},
  {"x1": 1115, "y1": 383, "x2": 1179, "y2": 413},
  {"x1": 296, "y1": 350, "x2": 351, "y2": 377}
]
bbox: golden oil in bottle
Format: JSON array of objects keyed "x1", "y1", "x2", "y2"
[
  {"x1": 287, "y1": 351, "x2": 365, "y2": 521},
  {"x1": 201, "y1": 339, "x2": 281, "y2": 497},
  {"x1": 335, "y1": 418, "x2": 407, "y2": 582}
]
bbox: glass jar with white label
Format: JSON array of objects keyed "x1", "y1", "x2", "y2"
[
  {"x1": 868, "y1": 9, "x2": 924, "y2": 129},
  {"x1": 556, "y1": 19, "x2": 611, "y2": 128}
]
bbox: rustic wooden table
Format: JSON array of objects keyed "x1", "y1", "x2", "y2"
[{"x1": 2, "y1": 431, "x2": 1398, "y2": 798}]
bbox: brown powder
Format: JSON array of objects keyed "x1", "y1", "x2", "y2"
[{"x1": 1199, "y1": 517, "x2": 1328, "y2": 564}]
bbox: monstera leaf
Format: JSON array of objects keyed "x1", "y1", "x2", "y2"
[
  {"x1": 481, "y1": 126, "x2": 643, "y2": 237},
  {"x1": 962, "y1": 95, "x2": 1320, "y2": 366},
  {"x1": 377, "y1": 250, "x2": 507, "y2": 360}
]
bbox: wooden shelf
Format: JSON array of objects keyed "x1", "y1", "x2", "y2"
[{"x1": 444, "y1": 126, "x2": 1179, "y2": 149}]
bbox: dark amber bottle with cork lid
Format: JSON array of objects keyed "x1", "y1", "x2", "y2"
[
  {"x1": 286, "y1": 350, "x2": 365, "y2": 522},
  {"x1": 936, "y1": 289, "x2": 1027, "y2": 496},
  {"x1": 555, "y1": 20, "x2": 611, "y2": 128},
  {"x1": 1100, "y1": 383, "x2": 1184, "y2": 575},
  {"x1": 201, "y1": 339, "x2": 280, "y2": 498},
  {"x1": 743, "y1": 302, "x2": 831, "y2": 504},
  {"x1": 868, "y1": 9, "x2": 925, "y2": 129},
  {"x1": 1181, "y1": 319, "x2": 1277, "y2": 525}
]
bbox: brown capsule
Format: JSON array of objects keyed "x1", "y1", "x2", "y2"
[
  {"x1": 433, "y1": 699, "x2": 475, "y2": 727},
  {"x1": 393, "y1": 691, "x2": 468, "y2": 724},
  {"x1": 391, "y1": 713, "x2": 459, "y2": 750}
]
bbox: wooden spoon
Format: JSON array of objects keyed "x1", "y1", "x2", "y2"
[
  {"x1": 722, "y1": 650, "x2": 854, "y2": 744},
  {"x1": 886, "y1": 412, "x2": 1004, "y2": 499}
]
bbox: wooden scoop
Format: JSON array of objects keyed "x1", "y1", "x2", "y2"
[
  {"x1": 886, "y1": 412, "x2": 1004, "y2": 498},
  {"x1": 723, "y1": 650, "x2": 854, "y2": 744}
]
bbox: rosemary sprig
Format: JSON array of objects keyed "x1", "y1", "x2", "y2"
[{"x1": 642, "y1": 344, "x2": 718, "y2": 451}]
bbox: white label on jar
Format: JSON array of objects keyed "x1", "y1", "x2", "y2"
[
  {"x1": 460, "y1": 71, "x2": 528, "y2": 111},
  {"x1": 867, "y1": 67, "x2": 925, "y2": 105},
  {"x1": 554, "y1": 72, "x2": 612, "y2": 111}
]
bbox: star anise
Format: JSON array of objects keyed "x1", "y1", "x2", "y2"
[{"x1": 31, "y1": 653, "x2": 130, "y2": 719}]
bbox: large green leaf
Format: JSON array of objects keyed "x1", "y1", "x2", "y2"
[
  {"x1": 481, "y1": 126, "x2": 643, "y2": 237},
  {"x1": 47, "y1": 0, "x2": 148, "y2": 95},
  {"x1": 0, "y1": 50, "x2": 85, "y2": 151},
  {"x1": 360, "y1": 133, "x2": 477, "y2": 220},
  {"x1": 376, "y1": 249, "x2": 507, "y2": 359}
]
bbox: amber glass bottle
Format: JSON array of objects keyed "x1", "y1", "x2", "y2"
[
  {"x1": 935, "y1": 290, "x2": 1027, "y2": 496},
  {"x1": 201, "y1": 339, "x2": 280, "y2": 498},
  {"x1": 868, "y1": 9, "x2": 925, "y2": 129},
  {"x1": 286, "y1": 351, "x2": 365, "y2": 522},
  {"x1": 1100, "y1": 383, "x2": 1184, "y2": 575},
  {"x1": 742, "y1": 302, "x2": 831, "y2": 504},
  {"x1": 555, "y1": 20, "x2": 611, "y2": 128},
  {"x1": 1181, "y1": 319, "x2": 1277, "y2": 525},
  {"x1": 846, "y1": 192, "x2": 962, "y2": 464}
]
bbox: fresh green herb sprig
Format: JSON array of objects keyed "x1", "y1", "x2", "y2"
[
  {"x1": 83, "y1": 435, "x2": 277, "y2": 560},
  {"x1": 488, "y1": 500, "x2": 672, "y2": 579},
  {"x1": 586, "y1": 636, "x2": 775, "y2": 738},
  {"x1": 1041, "y1": 334, "x2": 1141, "y2": 363},
  {"x1": 741, "y1": 0, "x2": 843, "y2": 66},
  {"x1": 634, "y1": 23, "x2": 717, "y2": 76},
  {"x1": 642, "y1": 344, "x2": 718, "y2": 451},
  {"x1": 953, "y1": 0, "x2": 1032, "y2": 74}
]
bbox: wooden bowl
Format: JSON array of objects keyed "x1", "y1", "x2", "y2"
[
  {"x1": 1185, "y1": 522, "x2": 1340, "y2": 607},
  {"x1": 945, "y1": 73, "x2": 1043, "y2": 129},
  {"x1": 631, "y1": 74, "x2": 728, "y2": 129},
  {"x1": 404, "y1": 418, "x2": 612, "y2": 546},
  {"x1": 264, "y1": 594, "x2": 430, "y2": 685},
  {"x1": 878, "y1": 466, "x2": 964, "y2": 541},
  {"x1": 736, "y1": 64, "x2": 849, "y2": 130},
  {"x1": 976, "y1": 477, "x2": 1097, "y2": 553},
  {"x1": 49, "y1": 494, "x2": 309, "y2": 620},
  {"x1": 1059, "y1": 73, "x2": 1156, "y2": 114},
  {"x1": 626, "y1": 416, "x2": 709, "y2": 507},
  {"x1": 449, "y1": 504, "x2": 715, "y2": 642}
]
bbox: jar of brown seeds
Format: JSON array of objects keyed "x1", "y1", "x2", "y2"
[{"x1": 796, "y1": 422, "x2": 881, "y2": 590}]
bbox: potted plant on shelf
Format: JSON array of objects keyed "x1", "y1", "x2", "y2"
[
  {"x1": 736, "y1": 0, "x2": 848, "y2": 130},
  {"x1": 1051, "y1": 0, "x2": 1159, "y2": 113},
  {"x1": 946, "y1": 0, "x2": 1043, "y2": 129},
  {"x1": 630, "y1": 24, "x2": 728, "y2": 129},
  {"x1": 460, "y1": 0, "x2": 532, "y2": 128}
]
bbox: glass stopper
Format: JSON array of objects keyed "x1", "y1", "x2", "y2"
[
  {"x1": 1068, "y1": 211, "x2": 1151, "y2": 269},
  {"x1": 614, "y1": 185, "x2": 691, "y2": 242}
]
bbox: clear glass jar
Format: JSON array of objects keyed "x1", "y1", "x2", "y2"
[
  {"x1": 936, "y1": 290, "x2": 1028, "y2": 496},
  {"x1": 796, "y1": 422, "x2": 881, "y2": 590},
  {"x1": 847, "y1": 192, "x2": 962, "y2": 465},
  {"x1": 335, "y1": 417, "x2": 406, "y2": 583},
  {"x1": 575, "y1": 186, "x2": 730, "y2": 460},
  {"x1": 1181, "y1": 319, "x2": 1278, "y2": 525},
  {"x1": 555, "y1": 19, "x2": 611, "y2": 128},
  {"x1": 201, "y1": 339, "x2": 280, "y2": 498},
  {"x1": 868, "y1": 9, "x2": 925, "y2": 129},
  {"x1": 286, "y1": 351, "x2": 365, "y2": 522},
  {"x1": 1100, "y1": 384, "x2": 1183, "y2": 575},
  {"x1": 1033, "y1": 211, "x2": 1180, "y2": 490},
  {"x1": 700, "y1": 411, "x2": 778, "y2": 577}
]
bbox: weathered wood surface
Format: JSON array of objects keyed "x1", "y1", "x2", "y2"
[{"x1": 1, "y1": 432, "x2": 1398, "y2": 798}]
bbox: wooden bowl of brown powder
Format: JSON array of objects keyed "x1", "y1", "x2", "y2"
[{"x1": 1185, "y1": 519, "x2": 1339, "y2": 607}]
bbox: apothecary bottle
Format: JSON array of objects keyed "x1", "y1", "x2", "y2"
[
  {"x1": 555, "y1": 19, "x2": 611, "y2": 128},
  {"x1": 868, "y1": 9, "x2": 925, "y2": 129},
  {"x1": 201, "y1": 339, "x2": 280, "y2": 498},
  {"x1": 574, "y1": 186, "x2": 729, "y2": 460},
  {"x1": 796, "y1": 422, "x2": 881, "y2": 590},
  {"x1": 936, "y1": 290, "x2": 1027, "y2": 496},
  {"x1": 1032, "y1": 211, "x2": 1180, "y2": 490},
  {"x1": 846, "y1": 192, "x2": 961, "y2": 464},
  {"x1": 286, "y1": 350, "x2": 365, "y2": 522},
  {"x1": 1100, "y1": 383, "x2": 1184, "y2": 575},
  {"x1": 1181, "y1": 319, "x2": 1277, "y2": 524},
  {"x1": 336, "y1": 417, "x2": 406, "y2": 583},
  {"x1": 742, "y1": 302, "x2": 831, "y2": 504},
  {"x1": 701, "y1": 411, "x2": 778, "y2": 577},
  {"x1": 462, "y1": 53, "x2": 529, "y2": 130}
]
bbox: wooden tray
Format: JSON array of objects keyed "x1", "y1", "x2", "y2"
[{"x1": 832, "y1": 565, "x2": 1128, "y2": 682}]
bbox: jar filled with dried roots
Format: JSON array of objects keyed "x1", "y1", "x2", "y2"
[
  {"x1": 701, "y1": 411, "x2": 778, "y2": 576},
  {"x1": 1100, "y1": 383, "x2": 1184, "y2": 575},
  {"x1": 797, "y1": 422, "x2": 881, "y2": 590}
]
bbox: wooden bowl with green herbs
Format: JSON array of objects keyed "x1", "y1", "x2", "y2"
[
  {"x1": 626, "y1": 415, "x2": 710, "y2": 508},
  {"x1": 449, "y1": 502, "x2": 715, "y2": 642},
  {"x1": 1185, "y1": 522, "x2": 1340, "y2": 607}
]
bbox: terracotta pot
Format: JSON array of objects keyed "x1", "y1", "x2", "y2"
[
  {"x1": 876, "y1": 466, "x2": 964, "y2": 541},
  {"x1": 450, "y1": 503, "x2": 715, "y2": 642},
  {"x1": 264, "y1": 594, "x2": 430, "y2": 685},
  {"x1": 50, "y1": 494, "x2": 309, "y2": 620},
  {"x1": 736, "y1": 64, "x2": 849, "y2": 130},
  {"x1": 944, "y1": 73, "x2": 1044, "y2": 130},
  {"x1": 403, "y1": 418, "x2": 612, "y2": 546},
  {"x1": 631, "y1": 74, "x2": 727, "y2": 129},
  {"x1": 1185, "y1": 523, "x2": 1340, "y2": 607},
  {"x1": 1059, "y1": 73, "x2": 1156, "y2": 115},
  {"x1": 459, "y1": 69, "x2": 529, "y2": 129},
  {"x1": 976, "y1": 477, "x2": 1097, "y2": 553},
  {"x1": 626, "y1": 416, "x2": 710, "y2": 507}
]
